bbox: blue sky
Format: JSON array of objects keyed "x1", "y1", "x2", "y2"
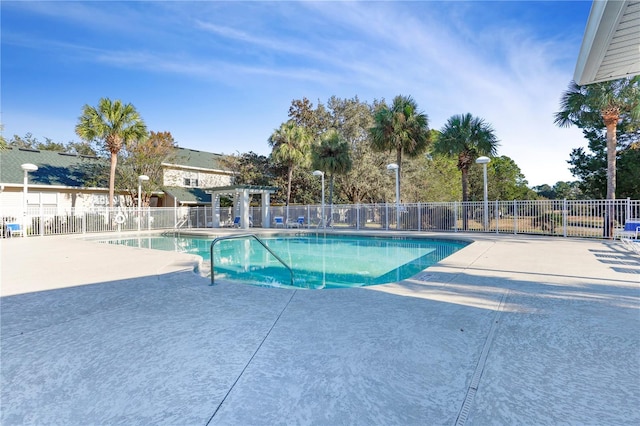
[{"x1": 2, "y1": 1, "x2": 593, "y2": 187}]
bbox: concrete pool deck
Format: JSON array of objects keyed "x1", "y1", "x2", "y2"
[{"x1": 1, "y1": 231, "x2": 639, "y2": 425}]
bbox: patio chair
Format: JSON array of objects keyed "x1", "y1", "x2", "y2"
[
  {"x1": 274, "y1": 216, "x2": 284, "y2": 228},
  {"x1": 233, "y1": 217, "x2": 241, "y2": 228},
  {"x1": 621, "y1": 236, "x2": 640, "y2": 254},
  {"x1": 286, "y1": 216, "x2": 305, "y2": 228},
  {"x1": 5, "y1": 222, "x2": 24, "y2": 237},
  {"x1": 614, "y1": 218, "x2": 640, "y2": 239}
]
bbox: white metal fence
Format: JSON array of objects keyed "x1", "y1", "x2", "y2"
[{"x1": 2, "y1": 199, "x2": 639, "y2": 239}]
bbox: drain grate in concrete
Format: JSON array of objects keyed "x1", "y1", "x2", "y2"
[{"x1": 414, "y1": 273, "x2": 434, "y2": 281}]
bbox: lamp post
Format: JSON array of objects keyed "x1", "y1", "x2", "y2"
[
  {"x1": 312, "y1": 170, "x2": 325, "y2": 228},
  {"x1": 386, "y1": 163, "x2": 400, "y2": 230},
  {"x1": 475, "y1": 156, "x2": 490, "y2": 231},
  {"x1": 137, "y1": 175, "x2": 149, "y2": 232},
  {"x1": 21, "y1": 163, "x2": 38, "y2": 238}
]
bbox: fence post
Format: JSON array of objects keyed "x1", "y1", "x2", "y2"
[
  {"x1": 495, "y1": 200, "x2": 499, "y2": 234},
  {"x1": 385, "y1": 203, "x2": 389, "y2": 230},
  {"x1": 454, "y1": 202, "x2": 458, "y2": 232},
  {"x1": 513, "y1": 200, "x2": 518, "y2": 235},
  {"x1": 39, "y1": 202, "x2": 44, "y2": 236},
  {"x1": 563, "y1": 199, "x2": 568, "y2": 237}
]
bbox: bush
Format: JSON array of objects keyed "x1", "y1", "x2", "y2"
[
  {"x1": 532, "y1": 211, "x2": 562, "y2": 233},
  {"x1": 423, "y1": 206, "x2": 455, "y2": 230}
]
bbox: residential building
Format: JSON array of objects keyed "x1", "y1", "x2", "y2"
[
  {"x1": 161, "y1": 147, "x2": 234, "y2": 207},
  {"x1": 0, "y1": 146, "x2": 235, "y2": 215}
]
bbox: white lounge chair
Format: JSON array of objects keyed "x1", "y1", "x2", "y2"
[
  {"x1": 286, "y1": 216, "x2": 305, "y2": 228},
  {"x1": 621, "y1": 236, "x2": 640, "y2": 254},
  {"x1": 5, "y1": 223, "x2": 24, "y2": 237},
  {"x1": 614, "y1": 218, "x2": 640, "y2": 239}
]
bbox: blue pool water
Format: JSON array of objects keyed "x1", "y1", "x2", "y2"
[{"x1": 95, "y1": 233, "x2": 468, "y2": 289}]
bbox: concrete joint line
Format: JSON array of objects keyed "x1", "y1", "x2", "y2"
[
  {"x1": 445, "y1": 241, "x2": 496, "y2": 284},
  {"x1": 454, "y1": 289, "x2": 509, "y2": 426},
  {"x1": 206, "y1": 290, "x2": 298, "y2": 425}
]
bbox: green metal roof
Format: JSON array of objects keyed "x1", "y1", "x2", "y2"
[
  {"x1": 0, "y1": 147, "x2": 106, "y2": 187},
  {"x1": 0, "y1": 146, "x2": 233, "y2": 188},
  {"x1": 206, "y1": 184, "x2": 278, "y2": 193},
  {"x1": 163, "y1": 186, "x2": 212, "y2": 204},
  {"x1": 166, "y1": 147, "x2": 229, "y2": 171}
]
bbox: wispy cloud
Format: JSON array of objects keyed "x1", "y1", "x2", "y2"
[{"x1": 1, "y1": 0, "x2": 591, "y2": 185}]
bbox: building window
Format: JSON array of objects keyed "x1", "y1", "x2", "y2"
[{"x1": 183, "y1": 178, "x2": 199, "y2": 187}]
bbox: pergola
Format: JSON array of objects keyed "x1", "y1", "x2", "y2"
[
  {"x1": 206, "y1": 185, "x2": 278, "y2": 229},
  {"x1": 574, "y1": 0, "x2": 640, "y2": 85}
]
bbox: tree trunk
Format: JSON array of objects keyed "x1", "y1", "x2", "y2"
[
  {"x1": 329, "y1": 175, "x2": 334, "y2": 206},
  {"x1": 396, "y1": 148, "x2": 402, "y2": 201},
  {"x1": 461, "y1": 167, "x2": 469, "y2": 202},
  {"x1": 461, "y1": 167, "x2": 469, "y2": 230},
  {"x1": 109, "y1": 151, "x2": 118, "y2": 209},
  {"x1": 603, "y1": 111, "x2": 618, "y2": 238},
  {"x1": 286, "y1": 166, "x2": 293, "y2": 206},
  {"x1": 604, "y1": 116, "x2": 617, "y2": 201},
  {"x1": 329, "y1": 174, "x2": 334, "y2": 223}
]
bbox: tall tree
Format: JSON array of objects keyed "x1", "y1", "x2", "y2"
[
  {"x1": 8, "y1": 132, "x2": 98, "y2": 156},
  {"x1": 326, "y1": 96, "x2": 388, "y2": 204},
  {"x1": 554, "y1": 77, "x2": 640, "y2": 201},
  {"x1": 433, "y1": 113, "x2": 499, "y2": 202},
  {"x1": 369, "y1": 95, "x2": 430, "y2": 198},
  {"x1": 288, "y1": 97, "x2": 330, "y2": 138},
  {"x1": 222, "y1": 151, "x2": 274, "y2": 187},
  {"x1": 311, "y1": 129, "x2": 353, "y2": 207},
  {"x1": 9, "y1": 133, "x2": 64, "y2": 151},
  {"x1": 66, "y1": 141, "x2": 98, "y2": 157},
  {"x1": 75, "y1": 98, "x2": 147, "y2": 208},
  {"x1": 553, "y1": 181, "x2": 583, "y2": 200},
  {"x1": 403, "y1": 153, "x2": 461, "y2": 203},
  {"x1": 117, "y1": 131, "x2": 176, "y2": 207},
  {"x1": 468, "y1": 156, "x2": 532, "y2": 201},
  {"x1": 268, "y1": 121, "x2": 311, "y2": 209}
]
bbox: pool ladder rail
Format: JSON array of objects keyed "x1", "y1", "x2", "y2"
[{"x1": 209, "y1": 233, "x2": 295, "y2": 286}]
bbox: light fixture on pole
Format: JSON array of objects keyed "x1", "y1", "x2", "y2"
[
  {"x1": 386, "y1": 163, "x2": 400, "y2": 230},
  {"x1": 137, "y1": 175, "x2": 149, "y2": 232},
  {"x1": 475, "y1": 156, "x2": 491, "y2": 231},
  {"x1": 312, "y1": 170, "x2": 325, "y2": 228},
  {"x1": 21, "y1": 163, "x2": 38, "y2": 238}
]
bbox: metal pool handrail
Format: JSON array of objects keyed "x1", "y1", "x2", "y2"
[{"x1": 209, "y1": 233, "x2": 294, "y2": 286}]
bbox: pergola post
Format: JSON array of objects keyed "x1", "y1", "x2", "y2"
[
  {"x1": 262, "y1": 190, "x2": 271, "y2": 228},
  {"x1": 205, "y1": 185, "x2": 278, "y2": 229},
  {"x1": 240, "y1": 188, "x2": 250, "y2": 229},
  {"x1": 211, "y1": 194, "x2": 220, "y2": 228}
]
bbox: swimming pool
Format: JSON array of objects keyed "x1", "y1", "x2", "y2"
[{"x1": 95, "y1": 233, "x2": 468, "y2": 289}]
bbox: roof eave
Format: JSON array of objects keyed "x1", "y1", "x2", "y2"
[{"x1": 574, "y1": 0, "x2": 636, "y2": 85}]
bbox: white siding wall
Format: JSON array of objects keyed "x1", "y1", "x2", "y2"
[
  {"x1": 1, "y1": 188, "x2": 126, "y2": 217},
  {"x1": 163, "y1": 168, "x2": 232, "y2": 188}
]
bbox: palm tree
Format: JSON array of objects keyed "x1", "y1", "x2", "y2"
[
  {"x1": 268, "y1": 121, "x2": 312, "y2": 209},
  {"x1": 554, "y1": 77, "x2": 640, "y2": 202},
  {"x1": 311, "y1": 129, "x2": 353, "y2": 208},
  {"x1": 75, "y1": 98, "x2": 147, "y2": 208},
  {"x1": 370, "y1": 95, "x2": 430, "y2": 197},
  {"x1": 434, "y1": 113, "x2": 499, "y2": 202}
]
